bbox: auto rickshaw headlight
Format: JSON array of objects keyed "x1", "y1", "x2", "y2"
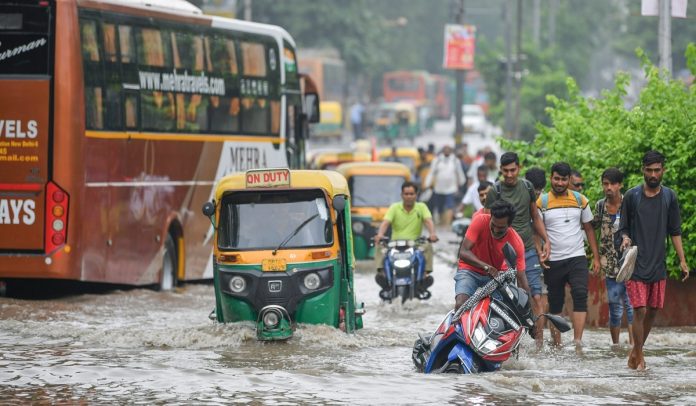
[
  {"x1": 303, "y1": 272, "x2": 321, "y2": 290},
  {"x1": 263, "y1": 311, "x2": 280, "y2": 327},
  {"x1": 229, "y1": 276, "x2": 246, "y2": 293},
  {"x1": 352, "y1": 221, "x2": 364, "y2": 233}
]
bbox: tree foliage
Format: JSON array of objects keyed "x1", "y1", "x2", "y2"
[{"x1": 501, "y1": 45, "x2": 696, "y2": 278}]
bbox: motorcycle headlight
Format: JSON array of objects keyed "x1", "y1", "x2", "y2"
[
  {"x1": 393, "y1": 259, "x2": 411, "y2": 268},
  {"x1": 229, "y1": 276, "x2": 246, "y2": 293},
  {"x1": 471, "y1": 323, "x2": 501, "y2": 354},
  {"x1": 352, "y1": 221, "x2": 364, "y2": 233},
  {"x1": 263, "y1": 311, "x2": 280, "y2": 327},
  {"x1": 303, "y1": 272, "x2": 321, "y2": 290}
]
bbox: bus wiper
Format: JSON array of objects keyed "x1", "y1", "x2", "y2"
[{"x1": 272, "y1": 214, "x2": 319, "y2": 255}]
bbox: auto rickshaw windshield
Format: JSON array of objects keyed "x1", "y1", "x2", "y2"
[
  {"x1": 349, "y1": 175, "x2": 403, "y2": 208},
  {"x1": 218, "y1": 190, "x2": 333, "y2": 250}
]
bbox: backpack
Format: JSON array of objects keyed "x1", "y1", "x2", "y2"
[{"x1": 539, "y1": 190, "x2": 583, "y2": 221}]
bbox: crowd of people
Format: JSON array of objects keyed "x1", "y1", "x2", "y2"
[{"x1": 376, "y1": 145, "x2": 690, "y2": 371}]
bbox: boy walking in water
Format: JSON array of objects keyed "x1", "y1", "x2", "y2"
[
  {"x1": 619, "y1": 151, "x2": 689, "y2": 370},
  {"x1": 592, "y1": 168, "x2": 634, "y2": 346}
]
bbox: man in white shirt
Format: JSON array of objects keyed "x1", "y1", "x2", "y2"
[{"x1": 425, "y1": 145, "x2": 465, "y2": 226}]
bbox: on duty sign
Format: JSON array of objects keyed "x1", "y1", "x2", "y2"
[{"x1": 245, "y1": 168, "x2": 291, "y2": 188}]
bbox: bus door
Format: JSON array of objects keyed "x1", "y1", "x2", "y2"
[
  {"x1": 282, "y1": 44, "x2": 303, "y2": 169},
  {"x1": 0, "y1": 2, "x2": 57, "y2": 254}
]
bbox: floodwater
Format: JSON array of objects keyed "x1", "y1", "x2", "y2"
[{"x1": 1, "y1": 239, "x2": 695, "y2": 405}]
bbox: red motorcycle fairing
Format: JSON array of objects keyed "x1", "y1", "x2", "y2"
[{"x1": 459, "y1": 296, "x2": 524, "y2": 363}]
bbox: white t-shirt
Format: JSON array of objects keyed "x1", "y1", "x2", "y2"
[
  {"x1": 461, "y1": 182, "x2": 483, "y2": 210},
  {"x1": 537, "y1": 191, "x2": 593, "y2": 261}
]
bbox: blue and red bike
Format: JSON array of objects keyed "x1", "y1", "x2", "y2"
[{"x1": 412, "y1": 243, "x2": 571, "y2": 373}]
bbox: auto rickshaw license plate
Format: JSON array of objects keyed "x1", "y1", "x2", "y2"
[{"x1": 262, "y1": 258, "x2": 287, "y2": 272}]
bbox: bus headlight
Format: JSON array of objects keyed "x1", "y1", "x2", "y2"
[
  {"x1": 303, "y1": 272, "x2": 321, "y2": 290},
  {"x1": 352, "y1": 221, "x2": 364, "y2": 233},
  {"x1": 263, "y1": 311, "x2": 280, "y2": 327},
  {"x1": 229, "y1": 276, "x2": 246, "y2": 293}
]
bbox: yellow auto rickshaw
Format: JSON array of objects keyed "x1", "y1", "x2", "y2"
[
  {"x1": 374, "y1": 102, "x2": 420, "y2": 144},
  {"x1": 311, "y1": 101, "x2": 343, "y2": 141},
  {"x1": 309, "y1": 150, "x2": 372, "y2": 170},
  {"x1": 335, "y1": 162, "x2": 411, "y2": 260},
  {"x1": 202, "y1": 168, "x2": 364, "y2": 341},
  {"x1": 378, "y1": 147, "x2": 422, "y2": 180}
]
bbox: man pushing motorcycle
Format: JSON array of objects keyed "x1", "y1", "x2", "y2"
[
  {"x1": 455, "y1": 199, "x2": 531, "y2": 310},
  {"x1": 374, "y1": 181, "x2": 438, "y2": 298}
]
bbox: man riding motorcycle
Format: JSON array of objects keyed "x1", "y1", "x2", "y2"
[{"x1": 374, "y1": 181, "x2": 438, "y2": 298}]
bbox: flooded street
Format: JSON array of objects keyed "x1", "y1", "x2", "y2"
[{"x1": 2, "y1": 238, "x2": 696, "y2": 405}]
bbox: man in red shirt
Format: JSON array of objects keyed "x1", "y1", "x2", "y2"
[{"x1": 455, "y1": 199, "x2": 530, "y2": 310}]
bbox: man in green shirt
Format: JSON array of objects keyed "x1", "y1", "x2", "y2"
[
  {"x1": 374, "y1": 181, "x2": 438, "y2": 297},
  {"x1": 485, "y1": 152, "x2": 550, "y2": 348}
]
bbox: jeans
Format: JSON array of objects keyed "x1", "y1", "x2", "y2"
[
  {"x1": 524, "y1": 250, "x2": 542, "y2": 296},
  {"x1": 606, "y1": 277, "x2": 634, "y2": 327}
]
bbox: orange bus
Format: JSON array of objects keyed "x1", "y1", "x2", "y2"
[{"x1": 0, "y1": 0, "x2": 317, "y2": 291}]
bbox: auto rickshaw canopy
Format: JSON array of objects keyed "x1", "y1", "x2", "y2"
[
  {"x1": 214, "y1": 168, "x2": 350, "y2": 202},
  {"x1": 335, "y1": 161, "x2": 411, "y2": 180},
  {"x1": 309, "y1": 150, "x2": 372, "y2": 170}
]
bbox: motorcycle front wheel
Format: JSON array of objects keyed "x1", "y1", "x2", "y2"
[{"x1": 397, "y1": 285, "x2": 409, "y2": 304}]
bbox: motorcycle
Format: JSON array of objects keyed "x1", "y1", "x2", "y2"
[
  {"x1": 376, "y1": 237, "x2": 433, "y2": 303},
  {"x1": 412, "y1": 242, "x2": 571, "y2": 373}
]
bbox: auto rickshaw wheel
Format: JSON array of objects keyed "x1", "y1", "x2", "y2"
[{"x1": 158, "y1": 234, "x2": 178, "y2": 291}]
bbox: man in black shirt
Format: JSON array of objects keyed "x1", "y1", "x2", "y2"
[{"x1": 618, "y1": 150, "x2": 690, "y2": 370}]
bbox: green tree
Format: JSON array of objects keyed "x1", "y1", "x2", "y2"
[{"x1": 501, "y1": 45, "x2": 696, "y2": 278}]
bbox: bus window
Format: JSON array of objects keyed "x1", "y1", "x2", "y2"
[
  {"x1": 137, "y1": 28, "x2": 171, "y2": 67},
  {"x1": 81, "y1": 20, "x2": 99, "y2": 62},
  {"x1": 172, "y1": 31, "x2": 204, "y2": 71},
  {"x1": 209, "y1": 36, "x2": 238, "y2": 75},
  {"x1": 124, "y1": 93, "x2": 138, "y2": 129},
  {"x1": 271, "y1": 100, "x2": 280, "y2": 134},
  {"x1": 80, "y1": 19, "x2": 104, "y2": 129},
  {"x1": 142, "y1": 91, "x2": 175, "y2": 131},
  {"x1": 102, "y1": 23, "x2": 117, "y2": 62},
  {"x1": 241, "y1": 98, "x2": 269, "y2": 134},
  {"x1": 241, "y1": 41, "x2": 266, "y2": 77},
  {"x1": 210, "y1": 97, "x2": 240, "y2": 132},
  {"x1": 119, "y1": 25, "x2": 135, "y2": 64}
]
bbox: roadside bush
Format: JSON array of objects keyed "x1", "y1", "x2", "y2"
[{"x1": 503, "y1": 44, "x2": 696, "y2": 278}]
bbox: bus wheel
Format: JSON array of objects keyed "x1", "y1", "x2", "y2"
[{"x1": 158, "y1": 234, "x2": 178, "y2": 291}]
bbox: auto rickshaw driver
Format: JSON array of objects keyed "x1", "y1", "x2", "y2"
[{"x1": 373, "y1": 180, "x2": 438, "y2": 297}]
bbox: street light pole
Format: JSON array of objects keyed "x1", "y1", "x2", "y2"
[
  {"x1": 453, "y1": 0, "x2": 466, "y2": 146},
  {"x1": 658, "y1": 0, "x2": 672, "y2": 75}
]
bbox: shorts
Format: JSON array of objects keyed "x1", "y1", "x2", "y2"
[
  {"x1": 544, "y1": 256, "x2": 589, "y2": 314},
  {"x1": 625, "y1": 279, "x2": 666, "y2": 309},
  {"x1": 524, "y1": 250, "x2": 542, "y2": 297},
  {"x1": 454, "y1": 270, "x2": 492, "y2": 297},
  {"x1": 431, "y1": 193, "x2": 456, "y2": 213}
]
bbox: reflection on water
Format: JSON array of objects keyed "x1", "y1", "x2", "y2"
[{"x1": 1, "y1": 254, "x2": 696, "y2": 404}]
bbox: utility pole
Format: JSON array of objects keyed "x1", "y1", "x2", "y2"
[
  {"x1": 244, "y1": 0, "x2": 252, "y2": 21},
  {"x1": 658, "y1": 0, "x2": 672, "y2": 75},
  {"x1": 453, "y1": 0, "x2": 466, "y2": 146},
  {"x1": 548, "y1": 0, "x2": 557, "y2": 46},
  {"x1": 512, "y1": 0, "x2": 523, "y2": 139},
  {"x1": 503, "y1": 2, "x2": 513, "y2": 138},
  {"x1": 532, "y1": 0, "x2": 541, "y2": 47}
]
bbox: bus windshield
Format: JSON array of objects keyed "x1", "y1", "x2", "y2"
[
  {"x1": 350, "y1": 175, "x2": 403, "y2": 208},
  {"x1": 0, "y1": 3, "x2": 51, "y2": 75},
  {"x1": 218, "y1": 190, "x2": 332, "y2": 250}
]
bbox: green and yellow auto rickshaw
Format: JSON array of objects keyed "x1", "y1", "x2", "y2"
[
  {"x1": 374, "y1": 102, "x2": 420, "y2": 144},
  {"x1": 335, "y1": 162, "x2": 411, "y2": 260},
  {"x1": 202, "y1": 168, "x2": 364, "y2": 340},
  {"x1": 309, "y1": 150, "x2": 372, "y2": 170},
  {"x1": 311, "y1": 101, "x2": 343, "y2": 141}
]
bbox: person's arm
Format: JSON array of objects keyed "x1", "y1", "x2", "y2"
[
  {"x1": 424, "y1": 217, "x2": 438, "y2": 242},
  {"x1": 458, "y1": 238, "x2": 497, "y2": 276},
  {"x1": 671, "y1": 235, "x2": 690, "y2": 282},
  {"x1": 482, "y1": 187, "x2": 496, "y2": 214},
  {"x1": 516, "y1": 268, "x2": 531, "y2": 294},
  {"x1": 374, "y1": 219, "x2": 391, "y2": 243},
  {"x1": 583, "y1": 221, "x2": 601, "y2": 275},
  {"x1": 590, "y1": 201, "x2": 601, "y2": 230},
  {"x1": 530, "y1": 201, "x2": 550, "y2": 262},
  {"x1": 514, "y1": 240, "x2": 530, "y2": 293}
]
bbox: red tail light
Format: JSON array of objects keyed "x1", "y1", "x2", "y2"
[{"x1": 45, "y1": 181, "x2": 69, "y2": 254}]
